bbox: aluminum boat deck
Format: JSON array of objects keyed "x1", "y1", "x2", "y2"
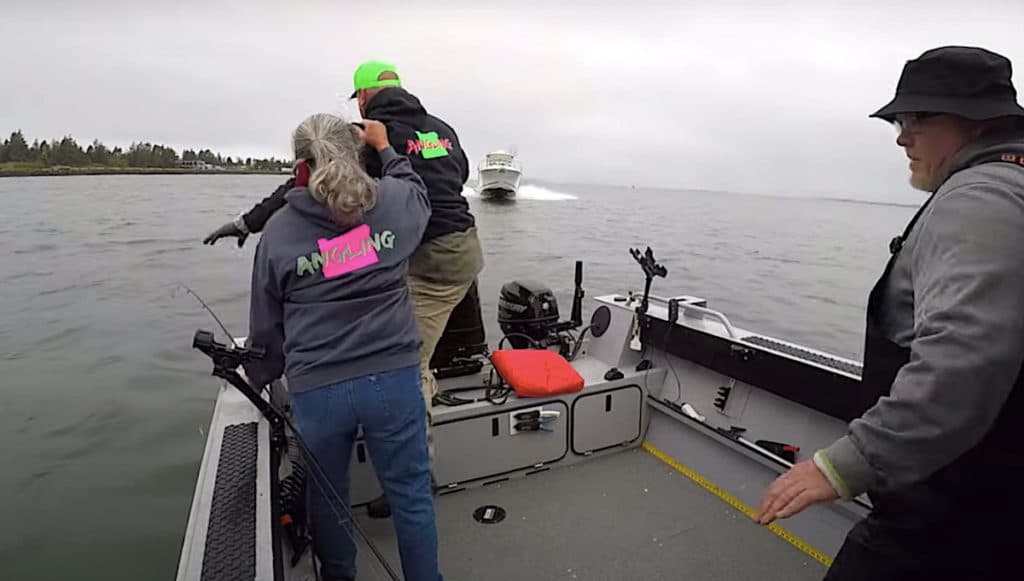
[{"x1": 353, "y1": 446, "x2": 825, "y2": 581}]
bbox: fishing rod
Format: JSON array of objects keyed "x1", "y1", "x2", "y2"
[
  {"x1": 179, "y1": 284, "x2": 239, "y2": 347},
  {"x1": 182, "y1": 285, "x2": 401, "y2": 581}
]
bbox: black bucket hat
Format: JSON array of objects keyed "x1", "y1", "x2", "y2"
[{"x1": 870, "y1": 46, "x2": 1024, "y2": 122}]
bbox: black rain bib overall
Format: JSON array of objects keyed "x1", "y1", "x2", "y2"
[{"x1": 824, "y1": 154, "x2": 1024, "y2": 580}]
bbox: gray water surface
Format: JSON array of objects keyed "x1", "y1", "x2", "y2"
[{"x1": 0, "y1": 175, "x2": 915, "y2": 580}]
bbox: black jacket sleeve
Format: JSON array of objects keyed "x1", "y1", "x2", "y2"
[
  {"x1": 361, "y1": 145, "x2": 382, "y2": 179},
  {"x1": 241, "y1": 178, "x2": 295, "y2": 234},
  {"x1": 362, "y1": 119, "x2": 418, "y2": 180},
  {"x1": 457, "y1": 140, "x2": 470, "y2": 184}
]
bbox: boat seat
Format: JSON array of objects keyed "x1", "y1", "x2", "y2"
[{"x1": 490, "y1": 349, "x2": 585, "y2": 398}]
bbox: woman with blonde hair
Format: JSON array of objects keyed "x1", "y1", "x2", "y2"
[{"x1": 243, "y1": 114, "x2": 442, "y2": 581}]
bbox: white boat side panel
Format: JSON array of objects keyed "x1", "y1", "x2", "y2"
[
  {"x1": 256, "y1": 418, "x2": 272, "y2": 581},
  {"x1": 177, "y1": 384, "x2": 263, "y2": 581},
  {"x1": 590, "y1": 293, "x2": 860, "y2": 458},
  {"x1": 584, "y1": 297, "x2": 646, "y2": 369},
  {"x1": 650, "y1": 352, "x2": 851, "y2": 457}
]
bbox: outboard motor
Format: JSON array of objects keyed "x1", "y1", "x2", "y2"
[
  {"x1": 498, "y1": 281, "x2": 561, "y2": 348},
  {"x1": 497, "y1": 261, "x2": 585, "y2": 353}
]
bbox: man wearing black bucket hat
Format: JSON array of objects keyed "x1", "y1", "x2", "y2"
[{"x1": 757, "y1": 46, "x2": 1024, "y2": 578}]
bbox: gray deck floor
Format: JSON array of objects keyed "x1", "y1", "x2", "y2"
[{"x1": 353, "y1": 447, "x2": 827, "y2": 581}]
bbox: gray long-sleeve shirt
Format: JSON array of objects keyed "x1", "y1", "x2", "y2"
[{"x1": 816, "y1": 131, "x2": 1024, "y2": 499}]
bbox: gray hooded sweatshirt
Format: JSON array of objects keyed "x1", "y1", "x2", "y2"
[
  {"x1": 243, "y1": 147, "x2": 430, "y2": 393},
  {"x1": 816, "y1": 129, "x2": 1024, "y2": 499}
]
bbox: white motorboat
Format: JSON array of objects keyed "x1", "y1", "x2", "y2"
[{"x1": 477, "y1": 150, "x2": 521, "y2": 200}]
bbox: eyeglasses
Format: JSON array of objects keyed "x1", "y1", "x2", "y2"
[{"x1": 892, "y1": 112, "x2": 940, "y2": 133}]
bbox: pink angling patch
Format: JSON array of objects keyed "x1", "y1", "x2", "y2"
[{"x1": 317, "y1": 224, "x2": 379, "y2": 278}]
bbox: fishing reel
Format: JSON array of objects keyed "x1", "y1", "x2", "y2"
[
  {"x1": 193, "y1": 329, "x2": 265, "y2": 372},
  {"x1": 192, "y1": 329, "x2": 283, "y2": 428}
]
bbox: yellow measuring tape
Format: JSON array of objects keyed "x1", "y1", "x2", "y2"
[{"x1": 642, "y1": 440, "x2": 834, "y2": 567}]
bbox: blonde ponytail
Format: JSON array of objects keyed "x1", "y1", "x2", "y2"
[{"x1": 292, "y1": 114, "x2": 377, "y2": 226}]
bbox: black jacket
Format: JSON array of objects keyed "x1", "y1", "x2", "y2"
[{"x1": 241, "y1": 88, "x2": 474, "y2": 243}]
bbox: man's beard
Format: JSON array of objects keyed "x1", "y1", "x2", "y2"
[
  {"x1": 909, "y1": 159, "x2": 951, "y2": 192},
  {"x1": 909, "y1": 172, "x2": 934, "y2": 192}
]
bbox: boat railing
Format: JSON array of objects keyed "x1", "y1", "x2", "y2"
[{"x1": 643, "y1": 293, "x2": 739, "y2": 339}]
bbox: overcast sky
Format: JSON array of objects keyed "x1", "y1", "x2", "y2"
[{"x1": 2, "y1": 0, "x2": 1021, "y2": 201}]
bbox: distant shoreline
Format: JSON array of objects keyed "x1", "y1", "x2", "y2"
[{"x1": 0, "y1": 167, "x2": 288, "y2": 178}]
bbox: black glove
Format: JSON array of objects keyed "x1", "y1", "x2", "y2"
[{"x1": 203, "y1": 219, "x2": 249, "y2": 247}]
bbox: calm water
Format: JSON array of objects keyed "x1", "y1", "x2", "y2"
[{"x1": 0, "y1": 175, "x2": 916, "y2": 580}]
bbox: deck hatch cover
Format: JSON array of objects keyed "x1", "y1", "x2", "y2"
[
  {"x1": 473, "y1": 505, "x2": 506, "y2": 524},
  {"x1": 201, "y1": 422, "x2": 258, "y2": 581}
]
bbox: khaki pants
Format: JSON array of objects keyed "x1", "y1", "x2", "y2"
[
  {"x1": 406, "y1": 227, "x2": 484, "y2": 460},
  {"x1": 407, "y1": 275, "x2": 475, "y2": 406},
  {"x1": 407, "y1": 275, "x2": 474, "y2": 461}
]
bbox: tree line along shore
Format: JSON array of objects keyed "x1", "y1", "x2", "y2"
[{"x1": 0, "y1": 130, "x2": 291, "y2": 177}]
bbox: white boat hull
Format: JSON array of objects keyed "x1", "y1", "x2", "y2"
[
  {"x1": 179, "y1": 252, "x2": 871, "y2": 580},
  {"x1": 477, "y1": 167, "x2": 521, "y2": 200}
]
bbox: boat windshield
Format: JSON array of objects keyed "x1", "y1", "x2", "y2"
[{"x1": 480, "y1": 155, "x2": 517, "y2": 169}]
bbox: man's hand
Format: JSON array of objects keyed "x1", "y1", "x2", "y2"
[
  {"x1": 360, "y1": 119, "x2": 390, "y2": 152},
  {"x1": 203, "y1": 221, "x2": 248, "y2": 247},
  {"x1": 755, "y1": 459, "x2": 839, "y2": 525}
]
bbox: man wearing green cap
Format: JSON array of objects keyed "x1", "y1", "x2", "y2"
[
  {"x1": 348, "y1": 59, "x2": 483, "y2": 408},
  {"x1": 204, "y1": 59, "x2": 483, "y2": 414},
  {"x1": 349, "y1": 59, "x2": 402, "y2": 98}
]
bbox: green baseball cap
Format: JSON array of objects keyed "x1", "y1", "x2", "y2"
[{"x1": 349, "y1": 60, "x2": 401, "y2": 98}]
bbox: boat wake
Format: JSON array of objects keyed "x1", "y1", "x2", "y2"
[{"x1": 462, "y1": 184, "x2": 577, "y2": 201}]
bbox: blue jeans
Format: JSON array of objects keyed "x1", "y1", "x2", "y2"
[{"x1": 292, "y1": 365, "x2": 443, "y2": 581}]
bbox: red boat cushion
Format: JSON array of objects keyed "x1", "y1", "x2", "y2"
[{"x1": 490, "y1": 349, "x2": 585, "y2": 398}]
